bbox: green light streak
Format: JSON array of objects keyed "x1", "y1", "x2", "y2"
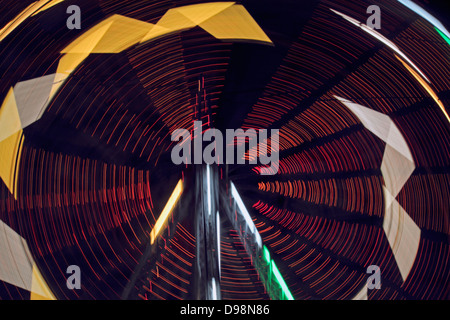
[
  {"x1": 263, "y1": 245, "x2": 271, "y2": 265},
  {"x1": 260, "y1": 245, "x2": 294, "y2": 299},
  {"x1": 435, "y1": 27, "x2": 450, "y2": 45},
  {"x1": 271, "y1": 261, "x2": 294, "y2": 300}
]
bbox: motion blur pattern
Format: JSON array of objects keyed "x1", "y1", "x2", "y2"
[{"x1": 0, "y1": 0, "x2": 448, "y2": 300}]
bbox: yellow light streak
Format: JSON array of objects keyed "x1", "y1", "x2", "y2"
[
  {"x1": 150, "y1": 179, "x2": 183, "y2": 245},
  {"x1": 0, "y1": 0, "x2": 65, "y2": 43},
  {"x1": 395, "y1": 54, "x2": 450, "y2": 123}
]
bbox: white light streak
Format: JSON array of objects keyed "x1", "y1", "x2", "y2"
[
  {"x1": 207, "y1": 165, "x2": 211, "y2": 216},
  {"x1": 330, "y1": 8, "x2": 431, "y2": 83},
  {"x1": 398, "y1": 0, "x2": 450, "y2": 39},
  {"x1": 231, "y1": 182, "x2": 262, "y2": 248}
]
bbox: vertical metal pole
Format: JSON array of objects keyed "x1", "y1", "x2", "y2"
[{"x1": 194, "y1": 164, "x2": 221, "y2": 300}]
